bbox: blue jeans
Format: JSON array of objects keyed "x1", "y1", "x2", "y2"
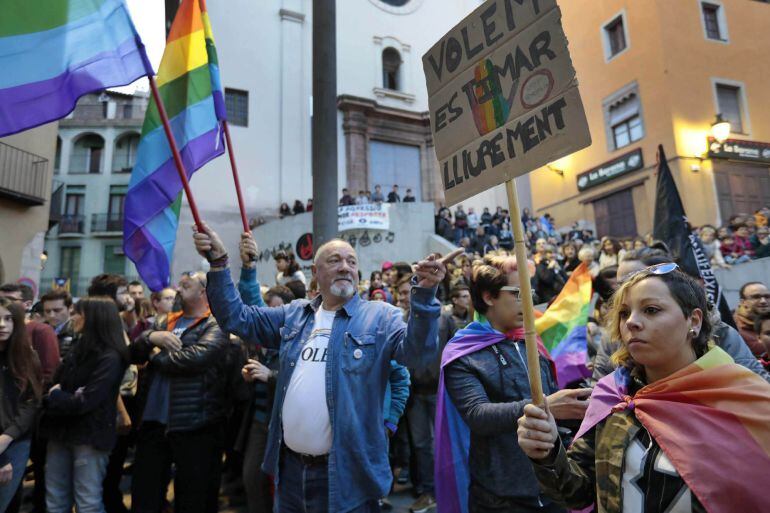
[
  {"x1": 277, "y1": 448, "x2": 379, "y2": 513},
  {"x1": 407, "y1": 393, "x2": 436, "y2": 495},
  {"x1": 45, "y1": 441, "x2": 110, "y2": 513},
  {"x1": 0, "y1": 438, "x2": 31, "y2": 512}
]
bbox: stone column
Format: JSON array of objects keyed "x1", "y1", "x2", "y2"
[{"x1": 342, "y1": 108, "x2": 369, "y2": 194}]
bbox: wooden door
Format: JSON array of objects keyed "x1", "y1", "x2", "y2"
[
  {"x1": 593, "y1": 188, "x2": 637, "y2": 238},
  {"x1": 713, "y1": 163, "x2": 770, "y2": 220}
]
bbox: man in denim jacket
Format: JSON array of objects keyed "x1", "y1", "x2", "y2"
[{"x1": 193, "y1": 225, "x2": 459, "y2": 512}]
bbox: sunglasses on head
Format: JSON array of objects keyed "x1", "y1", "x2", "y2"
[{"x1": 623, "y1": 262, "x2": 679, "y2": 283}]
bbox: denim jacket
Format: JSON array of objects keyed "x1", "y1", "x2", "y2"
[{"x1": 206, "y1": 269, "x2": 440, "y2": 512}]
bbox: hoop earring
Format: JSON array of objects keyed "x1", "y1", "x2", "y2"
[{"x1": 689, "y1": 328, "x2": 697, "y2": 337}]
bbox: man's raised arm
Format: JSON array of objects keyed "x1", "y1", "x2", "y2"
[
  {"x1": 193, "y1": 223, "x2": 284, "y2": 348},
  {"x1": 391, "y1": 249, "x2": 464, "y2": 368}
]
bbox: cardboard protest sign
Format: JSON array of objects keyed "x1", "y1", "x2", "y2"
[{"x1": 423, "y1": 0, "x2": 591, "y2": 205}]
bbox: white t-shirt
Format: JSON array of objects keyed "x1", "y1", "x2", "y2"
[
  {"x1": 281, "y1": 307, "x2": 335, "y2": 455},
  {"x1": 276, "y1": 270, "x2": 307, "y2": 286}
]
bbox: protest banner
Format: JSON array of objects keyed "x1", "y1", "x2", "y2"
[
  {"x1": 338, "y1": 203, "x2": 391, "y2": 232},
  {"x1": 423, "y1": 0, "x2": 592, "y2": 403}
]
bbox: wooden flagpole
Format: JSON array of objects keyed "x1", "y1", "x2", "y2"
[
  {"x1": 505, "y1": 178, "x2": 544, "y2": 405},
  {"x1": 147, "y1": 74, "x2": 205, "y2": 232},
  {"x1": 222, "y1": 120, "x2": 250, "y2": 232}
]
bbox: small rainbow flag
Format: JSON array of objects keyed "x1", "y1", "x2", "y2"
[
  {"x1": 535, "y1": 261, "x2": 593, "y2": 387},
  {"x1": 124, "y1": 0, "x2": 226, "y2": 291},
  {"x1": 0, "y1": 0, "x2": 153, "y2": 137},
  {"x1": 576, "y1": 347, "x2": 770, "y2": 512}
]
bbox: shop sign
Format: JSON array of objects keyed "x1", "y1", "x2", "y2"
[
  {"x1": 576, "y1": 148, "x2": 643, "y2": 191},
  {"x1": 708, "y1": 137, "x2": 770, "y2": 164}
]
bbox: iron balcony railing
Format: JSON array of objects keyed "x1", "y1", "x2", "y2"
[
  {"x1": 59, "y1": 214, "x2": 85, "y2": 234},
  {"x1": 91, "y1": 212, "x2": 123, "y2": 233},
  {"x1": 0, "y1": 141, "x2": 49, "y2": 205}
]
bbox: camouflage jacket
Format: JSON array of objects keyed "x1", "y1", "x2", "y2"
[{"x1": 531, "y1": 395, "x2": 707, "y2": 512}]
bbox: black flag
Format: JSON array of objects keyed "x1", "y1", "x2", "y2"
[{"x1": 652, "y1": 144, "x2": 736, "y2": 328}]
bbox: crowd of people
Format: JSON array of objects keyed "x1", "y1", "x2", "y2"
[
  {"x1": 434, "y1": 204, "x2": 770, "y2": 305},
  {"x1": 0, "y1": 212, "x2": 769, "y2": 513},
  {"x1": 272, "y1": 185, "x2": 416, "y2": 223}
]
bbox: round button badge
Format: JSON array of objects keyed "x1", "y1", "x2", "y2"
[{"x1": 353, "y1": 348, "x2": 363, "y2": 360}]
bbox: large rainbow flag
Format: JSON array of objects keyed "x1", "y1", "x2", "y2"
[
  {"x1": 0, "y1": 0, "x2": 152, "y2": 137},
  {"x1": 124, "y1": 0, "x2": 226, "y2": 291},
  {"x1": 576, "y1": 347, "x2": 770, "y2": 512},
  {"x1": 535, "y1": 261, "x2": 593, "y2": 387}
]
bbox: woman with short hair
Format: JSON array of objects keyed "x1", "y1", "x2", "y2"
[
  {"x1": 519, "y1": 264, "x2": 770, "y2": 512},
  {"x1": 436, "y1": 255, "x2": 591, "y2": 513}
]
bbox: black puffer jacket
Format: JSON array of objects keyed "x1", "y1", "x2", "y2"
[{"x1": 131, "y1": 312, "x2": 229, "y2": 433}]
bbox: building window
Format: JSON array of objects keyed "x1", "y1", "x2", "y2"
[
  {"x1": 70, "y1": 134, "x2": 105, "y2": 174},
  {"x1": 382, "y1": 47, "x2": 402, "y2": 90},
  {"x1": 108, "y1": 185, "x2": 126, "y2": 217},
  {"x1": 60, "y1": 246, "x2": 82, "y2": 295},
  {"x1": 103, "y1": 244, "x2": 125, "y2": 275},
  {"x1": 715, "y1": 83, "x2": 744, "y2": 133},
  {"x1": 701, "y1": 2, "x2": 728, "y2": 41},
  {"x1": 602, "y1": 14, "x2": 627, "y2": 60},
  {"x1": 225, "y1": 88, "x2": 249, "y2": 126},
  {"x1": 64, "y1": 190, "x2": 84, "y2": 217},
  {"x1": 612, "y1": 115, "x2": 643, "y2": 149},
  {"x1": 112, "y1": 133, "x2": 140, "y2": 173},
  {"x1": 604, "y1": 84, "x2": 644, "y2": 151}
]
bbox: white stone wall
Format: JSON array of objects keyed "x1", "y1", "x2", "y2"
[
  {"x1": 187, "y1": 0, "x2": 503, "y2": 219},
  {"x1": 171, "y1": 202, "x2": 438, "y2": 288}
]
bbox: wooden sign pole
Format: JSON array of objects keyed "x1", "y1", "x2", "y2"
[{"x1": 505, "y1": 178, "x2": 544, "y2": 405}]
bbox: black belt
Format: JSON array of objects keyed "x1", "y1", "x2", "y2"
[{"x1": 284, "y1": 446, "x2": 328, "y2": 466}]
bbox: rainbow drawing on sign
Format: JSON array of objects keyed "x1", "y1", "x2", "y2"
[{"x1": 467, "y1": 59, "x2": 511, "y2": 136}]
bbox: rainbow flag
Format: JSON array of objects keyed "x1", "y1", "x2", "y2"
[
  {"x1": 576, "y1": 347, "x2": 770, "y2": 512},
  {"x1": 0, "y1": 0, "x2": 152, "y2": 137},
  {"x1": 124, "y1": 0, "x2": 226, "y2": 291},
  {"x1": 535, "y1": 261, "x2": 593, "y2": 387}
]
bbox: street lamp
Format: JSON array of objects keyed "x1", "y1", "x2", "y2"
[{"x1": 711, "y1": 114, "x2": 731, "y2": 144}]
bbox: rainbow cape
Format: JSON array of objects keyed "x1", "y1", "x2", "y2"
[
  {"x1": 535, "y1": 261, "x2": 593, "y2": 387},
  {"x1": 124, "y1": 0, "x2": 226, "y2": 291},
  {"x1": 434, "y1": 320, "x2": 552, "y2": 513},
  {"x1": 576, "y1": 346, "x2": 770, "y2": 512},
  {"x1": 0, "y1": 0, "x2": 153, "y2": 137}
]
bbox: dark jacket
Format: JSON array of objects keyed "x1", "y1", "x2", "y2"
[
  {"x1": 131, "y1": 311, "x2": 230, "y2": 433},
  {"x1": 437, "y1": 217, "x2": 454, "y2": 240},
  {"x1": 0, "y1": 352, "x2": 40, "y2": 441},
  {"x1": 234, "y1": 347, "x2": 279, "y2": 453},
  {"x1": 42, "y1": 346, "x2": 127, "y2": 451},
  {"x1": 410, "y1": 309, "x2": 470, "y2": 395},
  {"x1": 444, "y1": 338, "x2": 559, "y2": 507},
  {"x1": 535, "y1": 260, "x2": 567, "y2": 304}
]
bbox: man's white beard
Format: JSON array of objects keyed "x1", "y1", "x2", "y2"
[{"x1": 330, "y1": 281, "x2": 356, "y2": 299}]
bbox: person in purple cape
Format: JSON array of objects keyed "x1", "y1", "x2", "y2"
[{"x1": 435, "y1": 254, "x2": 592, "y2": 513}]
